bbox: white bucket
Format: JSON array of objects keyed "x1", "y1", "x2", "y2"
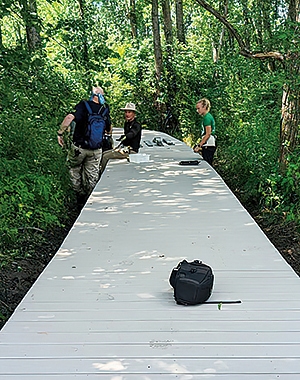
[{"x1": 129, "y1": 153, "x2": 150, "y2": 163}]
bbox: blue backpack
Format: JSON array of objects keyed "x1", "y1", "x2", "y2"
[{"x1": 83, "y1": 101, "x2": 108, "y2": 149}]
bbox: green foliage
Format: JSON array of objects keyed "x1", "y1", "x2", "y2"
[
  {"x1": 0, "y1": 0, "x2": 299, "y2": 272},
  {"x1": 0, "y1": 51, "x2": 75, "y2": 265},
  {"x1": 258, "y1": 148, "x2": 300, "y2": 223}
]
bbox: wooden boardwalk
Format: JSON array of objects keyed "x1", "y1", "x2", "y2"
[{"x1": 1, "y1": 129, "x2": 300, "y2": 379}]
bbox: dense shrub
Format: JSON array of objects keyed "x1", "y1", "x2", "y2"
[{"x1": 0, "y1": 53, "x2": 77, "y2": 266}]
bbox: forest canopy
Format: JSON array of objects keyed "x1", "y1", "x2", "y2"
[{"x1": 0, "y1": 0, "x2": 299, "y2": 272}]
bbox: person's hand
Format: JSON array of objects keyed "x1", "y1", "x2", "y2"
[
  {"x1": 57, "y1": 135, "x2": 64, "y2": 147},
  {"x1": 193, "y1": 144, "x2": 201, "y2": 153}
]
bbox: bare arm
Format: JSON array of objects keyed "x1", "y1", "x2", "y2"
[
  {"x1": 193, "y1": 125, "x2": 212, "y2": 153},
  {"x1": 199, "y1": 125, "x2": 212, "y2": 147},
  {"x1": 57, "y1": 114, "x2": 75, "y2": 147}
]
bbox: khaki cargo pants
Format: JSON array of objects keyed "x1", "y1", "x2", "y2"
[
  {"x1": 99, "y1": 146, "x2": 138, "y2": 176},
  {"x1": 67, "y1": 143, "x2": 102, "y2": 196}
]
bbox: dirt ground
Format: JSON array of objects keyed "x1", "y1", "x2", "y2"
[
  {"x1": 0, "y1": 211, "x2": 78, "y2": 330},
  {"x1": 0, "y1": 209, "x2": 299, "y2": 330}
]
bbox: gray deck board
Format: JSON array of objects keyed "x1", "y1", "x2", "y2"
[
  {"x1": 1, "y1": 377, "x2": 300, "y2": 380},
  {"x1": 1, "y1": 357, "x2": 300, "y2": 374},
  {"x1": 1, "y1": 344, "x2": 300, "y2": 360},
  {"x1": 1, "y1": 129, "x2": 300, "y2": 379}
]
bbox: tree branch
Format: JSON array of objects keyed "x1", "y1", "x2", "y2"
[
  {"x1": 18, "y1": 227, "x2": 45, "y2": 233},
  {"x1": 194, "y1": 0, "x2": 284, "y2": 61},
  {"x1": 0, "y1": 299, "x2": 11, "y2": 311}
]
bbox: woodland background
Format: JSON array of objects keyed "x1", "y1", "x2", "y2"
[{"x1": 0, "y1": 0, "x2": 299, "y2": 324}]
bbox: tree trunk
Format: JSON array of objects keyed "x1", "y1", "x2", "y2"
[
  {"x1": 175, "y1": 0, "x2": 185, "y2": 44},
  {"x1": 78, "y1": 0, "x2": 89, "y2": 68},
  {"x1": 129, "y1": 0, "x2": 138, "y2": 40},
  {"x1": 20, "y1": 0, "x2": 41, "y2": 51},
  {"x1": 280, "y1": 84, "x2": 300, "y2": 165},
  {"x1": 161, "y1": 0, "x2": 179, "y2": 133},
  {"x1": 151, "y1": 0, "x2": 163, "y2": 85},
  {"x1": 0, "y1": 19, "x2": 3, "y2": 49},
  {"x1": 212, "y1": 0, "x2": 228, "y2": 63},
  {"x1": 279, "y1": 0, "x2": 300, "y2": 165},
  {"x1": 288, "y1": 0, "x2": 300, "y2": 21},
  {"x1": 161, "y1": 0, "x2": 173, "y2": 46}
]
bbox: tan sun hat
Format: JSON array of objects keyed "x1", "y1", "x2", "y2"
[{"x1": 120, "y1": 102, "x2": 137, "y2": 112}]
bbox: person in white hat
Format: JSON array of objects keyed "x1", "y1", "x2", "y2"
[{"x1": 99, "y1": 102, "x2": 142, "y2": 176}]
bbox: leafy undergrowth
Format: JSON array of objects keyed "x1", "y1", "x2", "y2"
[{"x1": 0, "y1": 207, "x2": 79, "y2": 329}]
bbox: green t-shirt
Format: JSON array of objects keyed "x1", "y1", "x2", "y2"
[{"x1": 201, "y1": 112, "x2": 216, "y2": 136}]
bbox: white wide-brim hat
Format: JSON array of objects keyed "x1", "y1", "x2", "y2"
[{"x1": 120, "y1": 102, "x2": 137, "y2": 112}]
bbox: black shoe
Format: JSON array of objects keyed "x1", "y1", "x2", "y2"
[{"x1": 76, "y1": 193, "x2": 87, "y2": 210}]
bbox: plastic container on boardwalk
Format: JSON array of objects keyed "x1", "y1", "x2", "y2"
[{"x1": 129, "y1": 153, "x2": 150, "y2": 163}]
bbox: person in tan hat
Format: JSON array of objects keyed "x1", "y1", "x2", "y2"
[
  {"x1": 120, "y1": 102, "x2": 137, "y2": 112},
  {"x1": 99, "y1": 102, "x2": 142, "y2": 176}
]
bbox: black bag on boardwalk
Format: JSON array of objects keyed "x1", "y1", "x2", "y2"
[{"x1": 169, "y1": 260, "x2": 214, "y2": 305}]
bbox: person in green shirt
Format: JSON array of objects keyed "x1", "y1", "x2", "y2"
[{"x1": 193, "y1": 98, "x2": 216, "y2": 165}]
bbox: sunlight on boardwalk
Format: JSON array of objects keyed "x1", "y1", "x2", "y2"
[{"x1": 1, "y1": 129, "x2": 300, "y2": 379}]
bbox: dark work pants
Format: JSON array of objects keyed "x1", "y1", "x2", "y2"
[{"x1": 202, "y1": 146, "x2": 216, "y2": 166}]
